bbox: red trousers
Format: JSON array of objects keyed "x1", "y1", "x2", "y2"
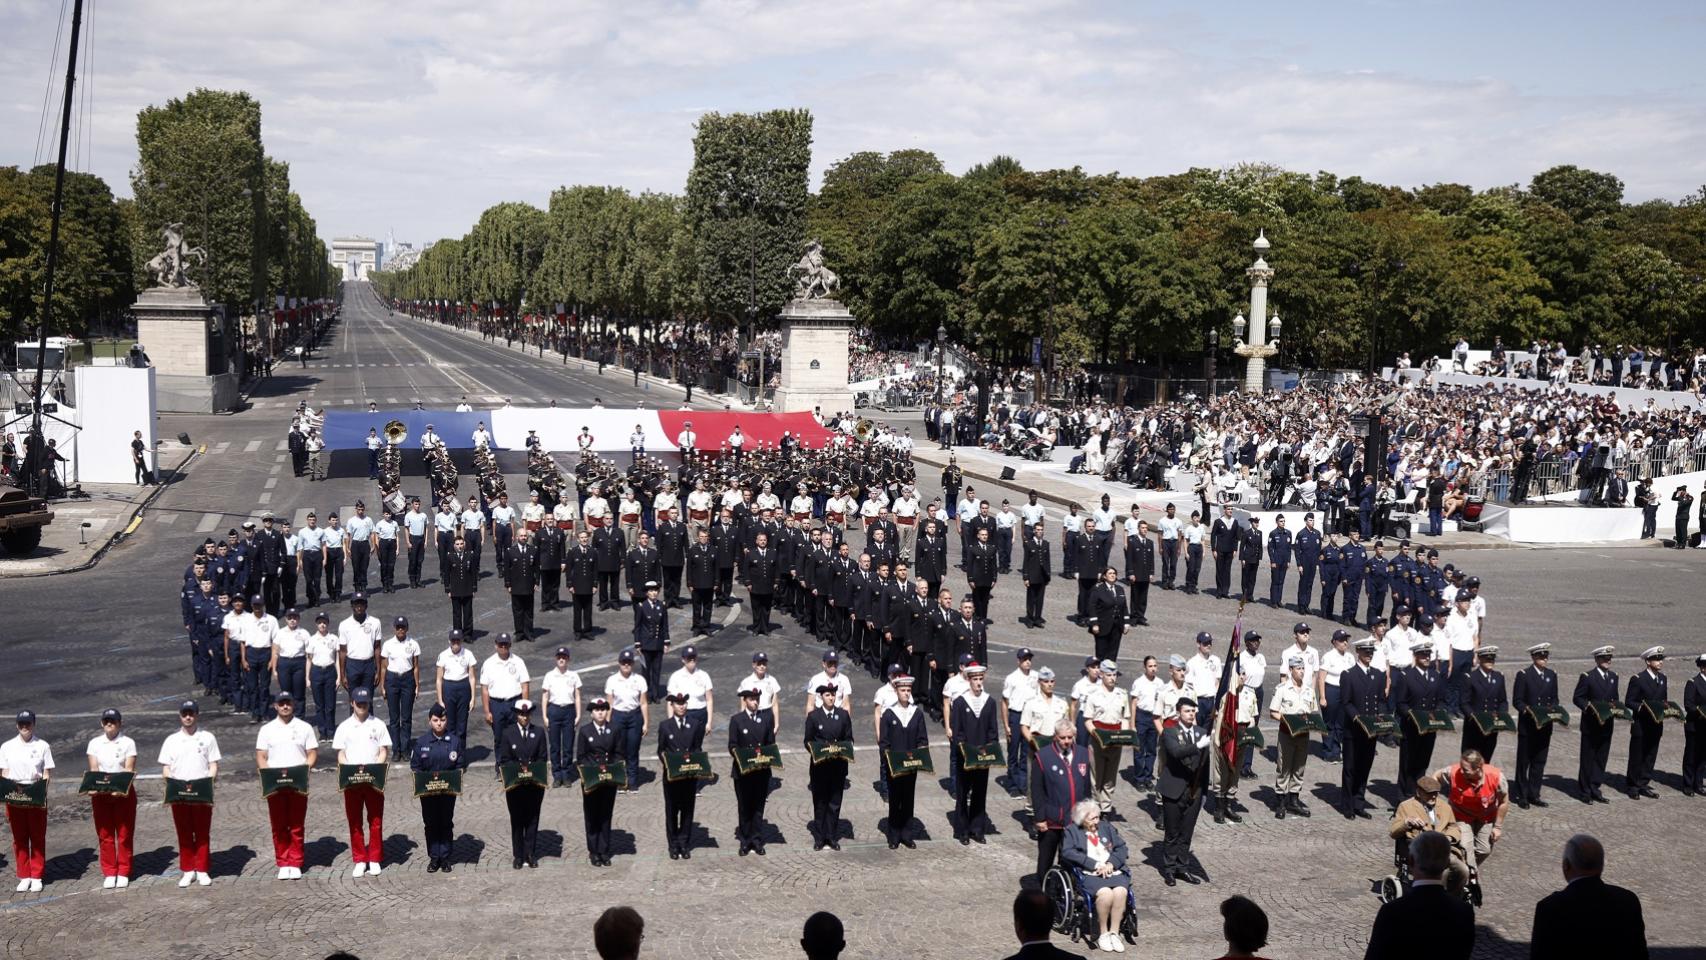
[
  {"x1": 90, "y1": 790, "x2": 137, "y2": 878},
  {"x1": 5, "y1": 803, "x2": 47, "y2": 879},
  {"x1": 170, "y1": 803, "x2": 214, "y2": 873},
  {"x1": 342, "y1": 786, "x2": 384, "y2": 864},
  {"x1": 266, "y1": 791, "x2": 308, "y2": 867}
]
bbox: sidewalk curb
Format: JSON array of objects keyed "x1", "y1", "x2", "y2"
[{"x1": 2, "y1": 446, "x2": 201, "y2": 578}]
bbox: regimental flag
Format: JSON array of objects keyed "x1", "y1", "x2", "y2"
[{"x1": 1209, "y1": 610, "x2": 1247, "y2": 775}]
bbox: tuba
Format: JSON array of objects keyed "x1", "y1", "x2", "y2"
[
  {"x1": 384, "y1": 419, "x2": 409, "y2": 446},
  {"x1": 855, "y1": 419, "x2": 874, "y2": 441}
]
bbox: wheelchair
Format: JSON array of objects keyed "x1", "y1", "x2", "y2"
[
  {"x1": 1042, "y1": 863, "x2": 1138, "y2": 950},
  {"x1": 1373, "y1": 837, "x2": 1478, "y2": 906}
]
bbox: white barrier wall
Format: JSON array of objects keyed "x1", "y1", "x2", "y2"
[
  {"x1": 73, "y1": 365, "x2": 156, "y2": 484},
  {"x1": 1388, "y1": 368, "x2": 1705, "y2": 411}
]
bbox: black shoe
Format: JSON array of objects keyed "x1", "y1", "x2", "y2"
[
  {"x1": 1176, "y1": 871, "x2": 1201, "y2": 885},
  {"x1": 527, "y1": 858, "x2": 539, "y2": 869},
  {"x1": 1290, "y1": 799, "x2": 1311, "y2": 818},
  {"x1": 681, "y1": 850, "x2": 691, "y2": 859},
  {"x1": 1276, "y1": 804, "x2": 1287, "y2": 820},
  {"x1": 1530, "y1": 797, "x2": 1548, "y2": 807},
  {"x1": 1163, "y1": 873, "x2": 1177, "y2": 886},
  {"x1": 902, "y1": 838, "x2": 916, "y2": 849},
  {"x1": 1640, "y1": 786, "x2": 1659, "y2": 798},
  {"x1": 439, "y1": 861, "x2": 452, "y2": 873},
  {"x1": 427, "y1": 859, "x2": 440, "y2": 873},
  {"x1": 972, "y1": 833, "x2": 986, "y2": 844},
  {"x1": 1592, "y1": 791, "x2": 1610, "y2": 804},
  {"x1": 512, "y1": 858, "x2": 523, "y2": 870},
  {"x1": 1213, "y1": 808, "x2": 1225, "y2": 825},
  {"x1": 958, "y1": 834, "x2": 970, "y2": 845},
  {"x1": 829, "y1": 840, "x2": 841, "y2": 851},
  {"x1": 813, "y1": 840, "x2": 825, "y2": 851},
  {"x1": 1514, "y1": 797, "x2": 1529, "y2": 810},
  {"x1": 753, "y1": 844, "x2": 766, "y2": 856},
  {"x1": 888, "y1": 840, "x2": 900, "y2": 850}
]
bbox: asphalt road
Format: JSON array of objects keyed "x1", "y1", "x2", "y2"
[{"x1": 3, "y1": 283, "x2": 1704, "y2": 958}]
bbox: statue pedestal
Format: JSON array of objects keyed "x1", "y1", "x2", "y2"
[
  {"x1": 772, "y1": 298, "x2": 854, "y2": 417},
  {"x1": 133, "y1": 287, "x2": 238, "y2": 413}
]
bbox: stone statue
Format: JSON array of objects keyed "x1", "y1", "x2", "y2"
[
  {"x1": 145, "y1": 222, "x2": 207, "y2": 289},
  {"x1": 790, "y1": 240, "x2": 840, "y2": 301}
]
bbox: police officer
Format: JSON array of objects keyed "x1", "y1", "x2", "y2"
[
  {"x1": 1572, "y1": 645, "x2": 1619, "y2": 803},
  {"x1": 1293, "y1": 513, "x2": 1321, "y2": 613},
  {"x1": 1461, "y1": 647, "x2": 1508, "y2": 763},
  {"x1": 657, "y1": 692, "x2": 705, "y2": 859},
  {"x1": 729, "y1": 687, "x2": 776, "y2": 856},
  {"x1": 1624, "y1": 646, "x2": 1669, "y2": 799},
  {"x1": 373, "y1": 507, "x2": 400, "y2": 593},
  {"x1": 1511, "y1": 642, "x2": 1560, "y2": 808},
  {"x1": 1339, "y1": 530, "x2": 1367, "y2": 625},
  {"x1": 1393, "y1": 640, "x2": 1446, "y2": 799},
  {"x1": 1364, "y1": 541, "x2": 1390, "y2": 626},
  {"x1": 412, "y1": 703, "x2": 463, "y2": 873},
  {"x1": 1318, "y1": 535, "x2": 1340, "y2": 620},
  {"x1": 803, "y1": 684, "x2": 853, "y2": 850},
  {"x1": 578, "y1": 697, "x2": 620, "y2": 866},
  {"x1": 497, "y1": 698, "x2": 547, "y2": 869},
  {"x1": 1266, "y1": 514, "x2": 1292, "y2": 608},
  {"x1": 1339, "y1": 638, "x2": 1385, "y2": 818}
]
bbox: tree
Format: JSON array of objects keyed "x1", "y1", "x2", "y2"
[
  {"x1": 0, "y1": 166, "x2": 133, "y2": 341},
  {"x1": 809, "y1": 149, "x2": 944, "y2": 323},
  {"x1": 1528, "y1": 165, "x2": 1625, "y2": 224},
  {"x1": 683, "y1": 109, "x2": 813, "y2": 330}
]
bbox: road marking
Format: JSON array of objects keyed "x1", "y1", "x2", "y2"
[
  {"x1": 264, "y1": 477, "x2": 278, "y2": 490},
  {"x1": 244, "y1": 439, "x2": 262, "y2": 453},
  {"x1": 257, "y1": 492, "x2": 272, "y2": 505},
  {"x1": 275, "y1": 439, "x2": 288, "y2": 451},
  {"x1": 212, "y1": 441, "x2": 231, "y2": 454},
  {"x1": 155, "y1": 513, "x2": 177, "y2": 525},
  {"x1": 194, "y1": 512, "x2": 221, "y2": 533},
  {"x1": 386, "y1": 397, "x2": 399, "y2": 404},
  {"x1": 269, "y1": 464, "x2": 281, "y2": 475}
]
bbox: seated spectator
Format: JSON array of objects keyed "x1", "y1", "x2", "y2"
[{"x1": 1059, "y1": 800, "x2": 1131, "y2": 952}]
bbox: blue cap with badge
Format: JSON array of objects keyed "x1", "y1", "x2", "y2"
[{"x1": 15, "y1": 710, "x2": 36, "y2": 725}]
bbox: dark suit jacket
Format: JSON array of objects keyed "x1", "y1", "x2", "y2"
[
  {"x1": 1157, "y1": 724, "x2": 1207, "y2": 801},
  {"x1": 1530, "y1": 876, "x2": 1647, "y2": 960},
  {"x1": 1363, "y1": 884, "x2": 1474, "y2": 960},
  {"x1": 497, "y1": 721, "x2": 547, "y2": 763}
]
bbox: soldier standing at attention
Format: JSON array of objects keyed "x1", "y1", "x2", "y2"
[
  {"x1": 1267, "y1": 514, "x2": 1292, "y2": 608},
  {"x1": 1683, "y1": 654, "x2": 1706, "y2": 796},
  {"x1": 411, "y1": 703, "x2": 463, "y2": 873},
  {"x1": 1572, "y1": 645, "x2": 1618, "y2": 803},
  {"x1": 1269, "y1": 655, "x2": 1316, "y2": 819},
  {"x1": 804, "y1": 684, "x2": 854, "y2": 850},
  {"x1": 657, "y1": 692, "x2": 704, "y2": 859},
  {"x1": 578, "y1": 698, "x2": 620, "y2": 866},
  {"x1": 497, "y1": 699, "x2": 547, "y2": 869},
  {"x1": 1461, "y1": 647, "x2": 1508, "y2": 763},
  {"x1": 1339, "y1": 638, "x2": 1385, "y2": 818},
  {"x1": 729, "y1": 687, "x2": 777, "y2": 856},
  {"x1": 1293, "y1": 514, "x2": 1321, "y2": 613},
  {"x1": 1511, "y1": 642, "x2": 1560, "y2": 808},
  {"x1": 1624, "y1": 646, "x2": 1669, "y2": 799}
]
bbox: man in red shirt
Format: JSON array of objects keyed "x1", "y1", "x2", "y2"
[{"x1": 1435, "y1": 749, "x2": 1509, "y2": 893}]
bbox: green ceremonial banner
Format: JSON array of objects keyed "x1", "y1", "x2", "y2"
[
  {"x1": 1471, "y1": 711, "x2": 1517, "y2": 735},
  {"x1": 1354, "y1": 713, "x2": 1399, "y2": 738},
  {"x1": 337, "y1": 763, "x2": 387, "y2": 793},
  {"x1": 413, "y1": 769, "x2": 462, "y2": 798},
  {"x1": 661, "y1": 751, "x2": 714, "y2": 782},
  {"x1": 579, "y1": 760, "x2": 627, "y2": 793},
  {"x1": 884, "y1": 748, "x2": 933, "y2": 777},
  {"x1": 957, "y1": 741, "x2": 1004, "y2": 769},
  {"x1": 1643, "y1": 700, "x2": 1686, "y2": 723},
  {"x1": 501, "y1": 760, "x2": 549, "y2": 791},
  {"x1": 259, "y1": 765, "x2": 309, "y2": 798},
  {"x1": 0, "y1": 777, "x2": 47, "y2": 808},
  {"x1": 731, "y1": 743, "x2": 783, "y2": 775},
  {"x1": 1524, "y1": 705, "x2": 1571, "y2": 729},
  {"x1": 1090, "y1": 728, "x2": 1135, "y2": 749},
  {"x1": 1407, "y1": 708, "x2": 1455, "y2": 734},
  {"x1": 1280, "y1": 712, "x2": 1329, "y2": 737},
  {"x1": 78, "y1": 771, "x2": 134, "y2": 797},
  {"x1": 164, "y1": 777, "x2": 214, "y2": 805},
  {"x1": 1587, "y1": 700, "x2": 1633, "y2": 724},
  {"x1": 807, "y1": 740, "x2": 853, "y2": 765}
]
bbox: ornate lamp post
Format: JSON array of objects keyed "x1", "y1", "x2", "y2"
[
  {"x1": 1205, "y1": 325, "x2": 1220, "y2": 398},
  {"x1": 935, "y1": 323, "x2": 946, "y2": 405},
  {"x1": 1233, "y1": 230, "x2": 1281, "y2": 393}
]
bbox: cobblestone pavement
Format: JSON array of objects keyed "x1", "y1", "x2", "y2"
[{"x1": 5, "y1": 289, "x2": 1706, "y2": 958}]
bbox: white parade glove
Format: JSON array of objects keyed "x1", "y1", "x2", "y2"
[{"x1": 1195, "y1": 735, "x2": 1212, "y2": 749}]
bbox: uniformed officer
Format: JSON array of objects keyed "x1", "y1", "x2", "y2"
[
  {"x1": 1511, "y1": 642, "x2": 1560, "y2": 808},
  {"x1": 1339, "y1": 530, "x2": 1367, "y2": 625},
  {"x1": 578, "y1": 697, "x2": 620, "y2": 866},
  {"x1": 729, "y1": 687, "x2": 776, "y2": 856},
  {"x1": 1087, "y1": 567, "x2": 1127, "y2": 663},
  {"x1": 1236, "y1": 516, "x2": 1263, "y2": 602},
  {"x1": 1268, "y1": 654, "x2": 1315, "y2": 819},
  {"x1": 1572, "y1": 645, "x2": 1619, "y2": 803},
  {"x1": 657, "y1": 692, "x2": 705, "y2": 859},
  {"x1": 634, "y1": 582, "x2": 670, "y2": 696},
  {"x1": 1364, "y1": 541, "x2": 1390, "y2": 626},
  {"x1": 1624, "y1": 646, "x2": 1669, "y2": 798},
  {"x1": 497, "y1": 698, "x2": 547, "y2": 869},
  {"x1": 567, "y1": 530, "x2": 599, "y2": 639},
  {"x1": 1264, "y1": 515, "x2": 1291, "y2": 607},
  {"x1": 503, "y1": 527, "x2": 540, "y2": 643},
  {"x1": 1339, "y1": 638, "x2": 1385, "y2": 818},
  {"x1": 346, "y1": 502, "x2": 375, "y2": 595},
  {"x1": 1318, "y1": 536, "x2": 1340, "y2": 620},
  {"x1": 803, "y1": 684, "x2": 854, "y2": 850},
  {"x1": 323, "y1": 511, "x2": 348, "y2": 602},
  {"x1": 435, "y1": 629, "x2": 477, "y2": 744},
  {"x1": 1157, "y1": 700, "x2": 1207, "y2": 885},
  {"x1": 1292, "y1": 514, "x2": 1321, "y2": 613},
  {"x1": 1394, "y1": 640, "x2": 1446, "y2": 799},
  {"x1": 1683, "y1": 653, "x2": 1706, "y2": 796},
  {"x1": 878, "y1": 675, "x2": 929, "y2": 849},
  {"x1": 1461, "y1": 647, "x2": 1508, "y2": 763},
  {"x1": 685, "y1": 527, "x2": 718, "y2": 634},
  {"x1": 949, "y1": 662, "x2": 1001, "y2": 844},
  {"x1": 411, "y1": 703, "x2": 463, "y2": 873}
]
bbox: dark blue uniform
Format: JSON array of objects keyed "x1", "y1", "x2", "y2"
[
  {"x1": 1511, "y1": 662, "x2": 1559, "y2": 804},
  {"x1": 1267, "y1": 526, "x2": 1292, "y2": 607},
  {"x1": 1339, "y1": 541, "x2": 1366, "y2": 625},
  {"x1": 728, "y1": 708, "x2": 776, "y2": 854},
  {"x1": 1461, "y1": 665, "x2": 1508, "y2": 762},
  {"x1": 411, "y1": 729, "x2": 464, "y2": 869},
  {"x1": 1318, "y1": 544, "x2": 1340, "y2": 620},
  {"x1": 579, "y1": 720, "x2": 621, "y2": 862},
  {"x1": 1339, "y1": 659, "x2": 1385, "y2": 812},
  {"x1": 1393, "y1": 662, "x2": 1446, "y2": 797},
  {"x1": 1293, "y1": 525, "x2": 1320, "y2": 612},
  {"x1": 657, "y1": 712, "x2": 706, "y2": 857},
  {"x1": 1624, "y1": 668, "x2": 1668, "y2": 794},
  {"x1": 1364, "y1": 554, "x2": 1390, "y2": 625},
  {"x1": 1572, "y1": 664, "x2": 1619, "y2": 799}
]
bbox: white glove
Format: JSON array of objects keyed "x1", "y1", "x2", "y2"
[{"x1": 1195, "y1": 735, "x2": 1212, "y2": 749}]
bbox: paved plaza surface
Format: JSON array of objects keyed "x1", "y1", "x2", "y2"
[{"x1": 3, "y1": 286, "x2": 1705, "y2": 959}]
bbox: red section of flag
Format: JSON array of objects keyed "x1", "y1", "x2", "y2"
[{"x1": 655, "y1": 411, "x2": 836, "y2": 450}]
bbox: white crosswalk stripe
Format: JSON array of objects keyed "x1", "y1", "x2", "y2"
[
  {"x1": 195, "y1": 512, "x2": 222, "y2": 533},
  {"x1": 244, "y1": 439, "x2": 262, "y2": 453},
  {"x1": 275, "y1": 439, "x2": 289, "y2": 451},
  {"x1": 155, "y1": 512, "x2": 177, "y2": 525},
  {"x1": 212, "y1": 441, "x2": 231, "y2": 454},
  {"x1": 257, "y1": 492, "x2": 272, "y2": 504}
]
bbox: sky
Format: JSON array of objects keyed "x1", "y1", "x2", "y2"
[{"x1": 2, "y1": 0, "x2": 1703, "y2": 250}]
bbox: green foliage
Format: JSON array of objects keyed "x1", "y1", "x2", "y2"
[{"x1": 0, "y1": 166, "x2": 134, "y2": 340}]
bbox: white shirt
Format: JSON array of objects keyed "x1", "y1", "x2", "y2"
[
  {"x1": 86, "y1": 734, "x2": 136, "y2": 773},
  {"x1": 942, "y1": 673, "x2": 970, "y2": 707},
  {"x1": 1384, "y1": 626, "x2": 1419, "y2": 669},
  {"x1": 1238, "y1": 650, "x2": 1267, "y2": 689},
  {"x1": 1129, "y1": 674, "x2": 1167, "y2": 715},
  {"x1": 1285, "y1": 644, "x2": 1321, "y2": 689},
  {"x1": 345, "y1": 514, "x2": 374, "y2": 541},
  {"x1": 275, "y1": 626, "x2": 311, "y2": 659},
  {"x1": 1019, "y1": 693, "x2": 1071, "y2": 738},
  {"x1": 254, "y1": 717, "x2": 317, "y2": 767},
  {"x1": 1445, "y1": 611, "x2": 1480, "y2": 651},
  {"x1": 1185, "y1": 653, "x2": 1222, "y2": 698},
  {"x1": 656, "y1": 667, "x2": 711, "y2": 709},
  {"x1": 805, "y1": 670, "x2": 852, "y2": 708},
  {"x1": 1020, "y1": 502, "x2": 1046, "y2": 527},
  {"x1": 437, "y1": 646, "x2": 477, "y2": 682},
  {"x1": 1002, "y1": 668, "x2": 1039, "y2": 714},
  {"x1": 726, "y1": 431, "x2": 744, "y2": 449},
  {"x1": 1157, "y1": 516, "x2": 1183, "y2": 540},
  {"x1": 480, "y1": 653, "x2": 530, "y2": 699},
  {"x1": 1320, "y1": 648, "x2": 1355, "y2": 687},
  {"x1": 541, "y1": 667, "x2": 583, "y2": 708},
  {"x1": 305, "y1": 630, "x2": 340, "y2": 668},
  {"x1": 604, "y1": 671, "x2": 649, "y2": 712},
  {"x1": 404, "y1": 511, "x2": 430, "y2": 537},
  {"x1": 739, "y1": 673, "x2": 782, "y2": 711},
  {"x1": 245, "y1": 613, "x2": 280, "y2": 651},
  {"x1": 490, "y1": 505, "x2": 516, "y2": 527},
  {"x1": 1062, "y1": 512, "x2": 1084, "y2": 533},
  {"x1": 872, "y1": 683, "x2": 900, "y2": 711},
  {"x1": 957, "y1": 498, "x2": 979, "y2": 523},
  {"x1": 339, "y1": 615, "x2": 382, "y2": 660},
  {"x1": 332, "y1": 714, "x2": 391, "y2": 764},
  {"x1": 157, "y1": 730, "x2": 221, "y2": 780},
  {"x1": 381, "y1": 636, "x2": 421, "y2": 674}
]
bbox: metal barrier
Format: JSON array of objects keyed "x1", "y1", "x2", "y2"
[{"x1": 1466, "y1": 445, "x2": 1706, "y2": 505}]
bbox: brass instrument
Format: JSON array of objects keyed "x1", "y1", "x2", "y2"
[
  {"x1": 855, "y1": 419, "x2": 874, "y2": 441},
  {"x1": 383, "y1": 419, "x2": 409, "y2": 446}
]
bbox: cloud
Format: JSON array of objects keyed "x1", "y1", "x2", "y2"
[{"x1": 0, "y1": 0, "x2": 1701, "y2": 247}]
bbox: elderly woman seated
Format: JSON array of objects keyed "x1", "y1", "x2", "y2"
[{"x1": 1060, "y1": 799, "x2": 1131, "y2": 952}]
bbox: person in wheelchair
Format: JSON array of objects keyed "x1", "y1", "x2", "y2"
[
  {"x1": 1059, "y1": 800, "x2": 1133, "y2": 952},
  {"x1": 1387, "y1": 773, "x2": 1471, "y2": 896}
]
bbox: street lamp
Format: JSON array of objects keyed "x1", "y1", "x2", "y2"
[
  {"x1": 935, "y1": 323, "x2": 946, "y2": 405},
  {"x1": 1206, "y1": 324, "x2": 1220, "y2": 399}
]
